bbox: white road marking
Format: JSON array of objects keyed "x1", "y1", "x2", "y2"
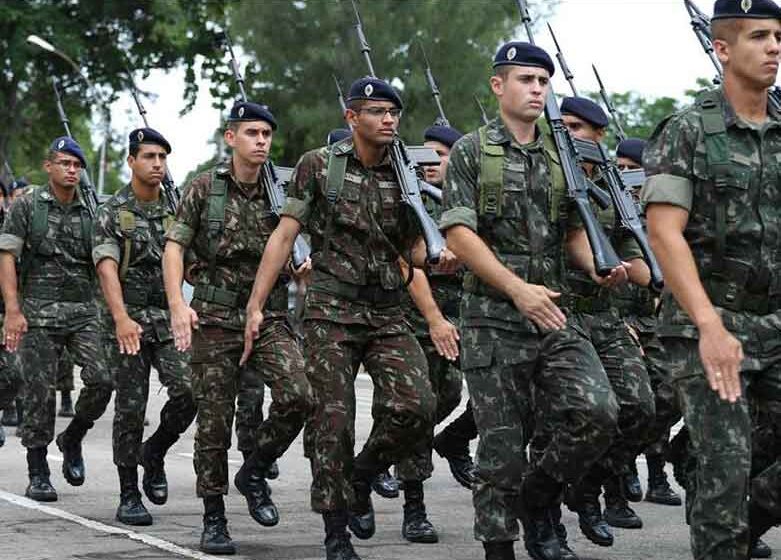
[{"x1": 0, "y1": 489, "x2": 225, "y2": 560}]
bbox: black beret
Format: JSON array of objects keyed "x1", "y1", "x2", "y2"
[
  {"x1": 347, "y1": 77, "x2": 403, "y2": 109},
  {"x1": 712, "y1": 0, "x2": 781, "y2": 20},
  {"x1": 560, "y1": 96, "x2": 610, "y2": 129},
  {"x1": 11, "y1": 177, "x2": 28, "y2": 192},
  {"x1": 493, "y1": 41, "x2": 555, "y2": 77},
  {"x1": 327, "y1": 128, "x2": 352, "y2": 146},
  {"x1": 616, "y1": 138, "x2": 647, "y2": 166},
  {"x1": 129, "y1": 127, "x2": 171, "y2": 154},
  {"x1": 50, "y1": 136, "x2": 87, "y2": 168},
  {"x1": 423, "y1": 125, "x2": 463, "y2": 148},
  {"x1": 227, "y1": 101, "x2": 278, "y2": 130}
]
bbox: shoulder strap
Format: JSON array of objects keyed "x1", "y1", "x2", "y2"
[
  {"x1": 698, "y1": 89, "x2": 730, "y2": 271},
  {"x1": 20, "y1": 186, "x2": 51, "y2": 283},
  {"x1": 541, "y1": 128, "x2": 566, "y2": 224},
  {"x1": 118, "y1": 209, "x2": 136, "y2": 281},
  {"x1": 206, "y1": 169, "x2": 229, "y2": 284},
  {"x1": 478, "y1": 126, "x2": 505, "y2": 217},
  {"x1": 321, "y1": 146, "x2": 349, "y2": 264}
]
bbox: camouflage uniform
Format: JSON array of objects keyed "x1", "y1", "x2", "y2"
[
  {"x1": 642, "y1": 86, "x2": 781, "y2": 560},
  {"x1": 440, "y1": 118, "x2": 619, "y2": 542},
  {"x1": 92, "y1": 185, "x2": 196, "y2": 469},
  {"x1": 0, "y1": 185, "x2": 112, "y2": 449},
  {"x1": 55, "y1": 350, "x2": 74, "y2": 393},
  {"x1": 0, "y1": 209, "x2": 22, "y2": 417},
  {"x1": 281, "y1": 139, "x2": 436, "y2": 513},
  {"x1": 166, "y1": 161, "x2": 312, "y2": 497}
]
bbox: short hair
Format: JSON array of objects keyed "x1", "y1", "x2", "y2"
[
  {"x1": 45, "y1": 149, "x2": 59, "y2": 162},
  {"x1": 494, "y1": 66, "x2": 512, "y2": 80},
  {"x1": 346, "y1": 99, "x2": 367, "y2": 112},
  {"x1": 712, "y1": 19, "x2": 748, "y2": 44},
  {"x1": 128, "y1": 142, "x2": 165, "y2": 158}
]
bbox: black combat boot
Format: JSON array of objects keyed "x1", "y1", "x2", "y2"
[
  {"x1": 521, "y1": 472, "x2": 562, "y2": 560},
  {"x1": 323, "y1": 511, "x2": 361, "y2": 560},
  {"x1": 0, "y1": 423, "x2": 5, "y2": 448},
  {"x1": 58, "y1": 391, "x2": 74, "y2": 418},
  {"x1": 401, "y1": 480, "x2": 438, "y2": 543},
  {"x1": 603, "y1": 475, "x2": 643, "y2": 529},
  {"x1": 550, "y1": 504, "x2": 579, "y2": 560},
  {"x1": 567, "y1": 482, "x2": 613, "y2": 547},
  {"x1": 483, "y1": 541, "x2": 516, "y2": 560},
  {"x1": 752, "y1": 538, "x2": 772, "y2": 558},
  {"x1": 116, "y1": 467, "x2": 153, "y2": 526},
  {"x1": 645, "y1": 454, "x2": 682, "y2": 506},
  {"x1": 2, "y1": 400, "x2": 18, "y2": 426},
  {"x1": 749, "y1": 502, "x2": 779, "y2": 560},
  {"x1": 25, "y1": 447, "x2": 57, "y2": 502},
  {"x1": 348, "y1": 478, "x2": 375, "y2": 540},
  {"x1": 55, "y1": 417, "x2": 90, "y2": 486},
  {"x1": 371, "y1": 469, "x2": 400, "y2": 499},
  {"x1": 234, "y1": 452, "x2": 279, "y2": 527},
  {"x1": 141, "y1": 427, "x2": 178, "y2": 505},
  {"x1": 200, "y1": 496, "x2": 235, "y2": 555},
  {"x1": 432, "y1": 427, "x2": 476, "y2": 490},
  {"x1": 623, "y1": 460, "x2": 643, "y2": 502}
]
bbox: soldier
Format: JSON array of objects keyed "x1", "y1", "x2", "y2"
[
  {"x1": 547, "y1": 98, "x2": 655, "y2": 552},
  {"x1": 611, "y1": 137, "x2": 683, "y2": 508},
  {"x1": 642, "y1": 1, "x2": 781, "y2": 558},
  {"x1": 163, "y1": 101, "x2": 313, "y2": 555},
  {"x1": 440, "y1": 43, "x2": 621, "y2": 560},
  {"x1": 92, "y1": 128, "x2": 197, "y2": 525},
  {"x1": 0, "y1": 137, "x2": 113, "y2": 501},
  {"x1": 243, "y1": 76, "x2": 456, "y2": 560}
]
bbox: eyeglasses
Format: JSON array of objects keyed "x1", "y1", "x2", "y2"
[
  {"x1": 358, "y1": 107, "x2": 403, "y2": 119},
  {"x1": 52, "y1": 159, "x2": 84, "y2": 171}
]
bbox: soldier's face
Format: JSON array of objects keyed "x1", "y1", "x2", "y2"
[
  {"x1": 44, "y1": 152, "x2": 82, "y2": 189},
  {"x1": 716, "y1": 19, "x2": 781, "y2": 88},
  {"x1": 225, "y1": 121, "x2": 273, "y2": 167},
  {"x1": 422, "y1": 140, "x2": 451, "y2": 185},
  {"x1": 490, "y1": 66, "x2": 549, "y2": 123},
  {"x1": 127, "y1": 144, "x2": 167, "y2": 188},
  {"x1": 346, "y1": 101, "x2": 400, "y2": 147},
  {"x1": 562, "y1": 115, "x2": 605, "y2": 143},
  {"x1": 617, "y1": 156, "x2": 642, "y2": 171}
]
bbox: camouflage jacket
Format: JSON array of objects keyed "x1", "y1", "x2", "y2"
[
  {"x1": 642, "y1": 86, "x2": 781, "y2": 337},
  {"x1": 440, "y1": 118, "x2": 569, "y2": 333},
  {"x1": 92, "y1": 184, "x2": 175, "y2": 340},
  {"x1": 282, "y1": 139, "x2": 420, "y2": 325},
  {"x1": 0, "y1": 184, "x2": 96, "y2": 329},
  {"x1": 165, "y1": 160, "x2": 289, "y2": 331}
]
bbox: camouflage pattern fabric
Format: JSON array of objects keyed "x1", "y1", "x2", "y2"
[
  {"x1": 56, "y1": 350, "x2": 74, "y2": 393},
  {"x1": 441, "y1": 118, "x2": 618, "y2": 542},
  {"x1": 642, "y1": 86, "x2": 781, "y2": 560},
  {"x1": 0, "y1": 340, "x2": 21, "y2": 413},
  {"x1": 92, "y1": 185, "x2": 196, "y2": 468},
  {"x1": 235, "y1": 373, "x2": 265, "y2": 454}
]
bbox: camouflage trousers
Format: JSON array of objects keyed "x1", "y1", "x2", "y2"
[
  {"x1": 191, "y1": 319, "x2": 312, "y2": 497},
  {"x1": 462, "y1": 322, "x2": 618, "y2": 542},
  {"x1": 235, "y1": 373, "x2": 265, "y2": 454},
  {"x1": 303, "y1": 318, "x2": 435, "y2": 513},
  {"x1": 394, "y1": 335, "x2": 463, "y2": 482},
  {"x1": 665, "y1": 310, "x2": 781, "y2": 560},
  {"x1": 18, "y1": 326, "x2": 113, "y2": 448},
  {"x1": 0, "y1": 345, "x2": 21, "y2": 412},
  {"x1": 56, "y1": 350, "x2": 75, "y2": 392},
  {"x1": 105, "y1": 332, "x2": 196, "y2": 468}
]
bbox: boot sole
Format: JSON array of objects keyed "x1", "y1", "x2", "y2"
[
  {"x1": 645, "y1": 496, "x2": 682, "y2": 506},
  {"x1": 579, "y1": 523, "x2": 613, "y2": 547},
  {"x1": 403, "y1": 533, "x2": 439, "y2": 544},
  {"x1": 26, "y1": 492, "x2": 57, "y2": 502},
  {"x1": 200, "y1": 544, "x2": 236, "y2": 555},
  {"x1": 116, "y1": 514, "x2": 153, "y2": 526},
  {"x1": 55, "y1": 435, "x2": 85, "y2": 486},
  {"x1": 604, "y1": 518, "x2": 643, "y2": 529}
]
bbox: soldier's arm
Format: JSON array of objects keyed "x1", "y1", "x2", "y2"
[{"x1": 0, "y1": 196, "x2": 30, "y2": 350}]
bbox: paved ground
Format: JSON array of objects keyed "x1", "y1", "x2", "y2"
[{"x1": 0, "y1": 372, "x2": 777, "y2": 560}]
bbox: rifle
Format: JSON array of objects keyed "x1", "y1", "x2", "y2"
[
  {"x1": 216, "y1": 29, "x2": 310, "y2": 268},
  {"x1": 684, "y1": 0, "x2": 781, "y2": 111},
  {"x1": 543, "y1": 20, "x2": 663, "y2": 289},
  {"x1": 348, "y1": 0, "x2": 445, "y2": 263},
  {"x1": 52, "y1": 77, "x2": 98, "y2": 218},
  {"x1": 474, "y1": 95, "x2": 490, "y2": 125},
  {"x1": 547, "y1": 24, "x2": 578, "y2": 97},
  {"x1": 515, "y1": 0, "x2": 621, "y2": 277},
  {"x1": 125, "y1": 67, "x2": 181, "y2": 214},
  {"x1": 592, "y1": 65, "x2": 627, "y2": 143},
  {"x1": 418, "y1": 41, "x2": 450, "y2": 127}
]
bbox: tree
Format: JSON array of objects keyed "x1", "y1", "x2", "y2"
[
  {"x1": 0, "y1": 0, "x2": 229, "y2": 189},
  {"x1": 218, "y1": 0, "x2": 557, "y2": 166}
]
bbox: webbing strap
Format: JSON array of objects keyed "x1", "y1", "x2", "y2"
[
  {"x1": 321, "y1": 148, "x2": 348, "y2": 263},
  {"x1": 478, "y1": 126, "x2": 505, "y2": 217},
  {"x1": 21, "y1": 187, "x2": 50, "y2": 285},
  {"x1": 118, "y1": 210, "x2": 135, "y2": 281},
  {"x1": 206, "y1": 171, "x2": 229, "y2": 285}
]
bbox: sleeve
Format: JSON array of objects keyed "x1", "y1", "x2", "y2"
[
  {"x1": 0, "y1": 195, "x2": 31, "y2": 258},
  {"x1": 439, "y1": 135, "x2": 479, "y2": 232},
  {"x1": 165, "y1": 172, "x2": 209, "y2": 248},
  {"x1": 281, "y1": 150, "x2": 321, "y2": 230},
  {"x1": 91, "y1": 204, "x2": 121, "y2": 265},
  {"x1": 640, "y1": 113, "x2": 697, "y2": 212}
]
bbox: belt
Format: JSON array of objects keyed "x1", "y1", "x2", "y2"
[
  {"x1": 123, "y1": 287, "x2": 168, "y2": 309},
  {"x1": 311, "y1": 278, "x2": 402, "y2": 307},
  {"x1": 26, "y1": 283, "x2": 93, "y2": 302},
  {"x1": 193, "y1": 284, "x2": 249, "y2": 309},
  {"x1": 570, "y1": 295, "x2": 615, "y2": 314}
]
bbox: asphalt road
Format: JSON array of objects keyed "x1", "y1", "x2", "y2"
[{"x1": 0, "y1": 372, "x2": 777, "y2": 560}]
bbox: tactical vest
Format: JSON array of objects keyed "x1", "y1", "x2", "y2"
[
  {"x1": 21, "y1": 185, "x2": 93, "y2": 302},
  {"x1": 463, "y1": 124, "x2": 567, "y2": 300}
]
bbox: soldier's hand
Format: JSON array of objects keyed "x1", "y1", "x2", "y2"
[
  {"x1": 115, "y1": 315, "x2": 143, "y2": 356},
  {"x1": 2, "y1": 310, "x2": 27, "y2": 352},
  {"x1": 171, "y1": 303, "x2": 199, "y2": 352},
  {"x1": 591, "y1": 261, "x2": 631, "y2": 289},
  {"x1": 240, "y1": 308, "x2": 264, "y2": 366},
  {"x1": 290, "y1": 257, "x2": 312, "y2": 282},
  {"x1": 698, "y1": 318, "x2": 743, "y2": 403},
  {"x1": 429, "y1": 317, "x2": 460, "y2": 361},
  {"x1": 511, "y1": 280, "x2": 567, "y2": 331},
  {"x1": 431, "y1": 248, "x2": 460, "y2": 275}
]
